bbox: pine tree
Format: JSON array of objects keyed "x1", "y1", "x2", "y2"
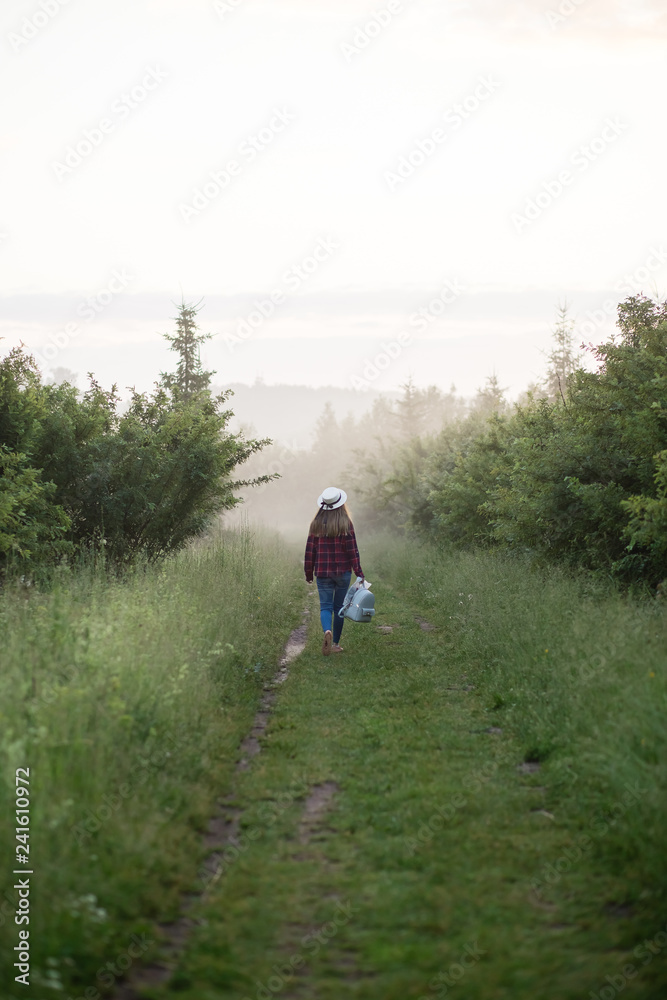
[
  {"x1": 312, "y1": 402, "x2": 341, "y2": 453},
  {"x1": 394, "y1": 377, "x2": 428, "y2": 439},
  {"x1": 543, "y1": 301, "x2": 582, "y2": 402},
  {"x1": 473, "y1": 373, "x2": 507, "y2": 414},
  {"x1": 160, "y1": 299, "x2": 214, "y2": 401}
]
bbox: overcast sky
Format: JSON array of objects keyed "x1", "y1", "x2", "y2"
[{"x1": 1, "y1": 0, "x2": 666, "y2": 397}]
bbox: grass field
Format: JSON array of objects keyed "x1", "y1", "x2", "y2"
[
  {"x1": 144, "y1": 536, "x2": 666, "y2": 1000},
  {"x1": 1, "y1": 531, "x2": 666, "y2": 998},
  {"x1": 0, "y1": 526, "x2": 303, "y2": 998}
]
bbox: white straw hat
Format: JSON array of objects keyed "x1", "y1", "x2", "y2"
[{"x1": 317, "y1": 486, "x2": 347, "y2": 510}]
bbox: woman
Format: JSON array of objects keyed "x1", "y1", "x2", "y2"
[{"x1": 304, "y1": 486, "x2": 365, "y2": 656}]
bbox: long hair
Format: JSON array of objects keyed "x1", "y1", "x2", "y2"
[{"x1": 309, "y1": 502, "x2": 353, "y2": 538}]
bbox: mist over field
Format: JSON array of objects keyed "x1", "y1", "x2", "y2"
[
  {"x1": 226, "y1": 377, "x2": 472, "y2": 539},
  {"x1": 3, "y1": 1, "x2": 667, "y2": 997}
]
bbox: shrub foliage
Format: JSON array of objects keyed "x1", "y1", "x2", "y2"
[
  {"x1": 0, "y1": 303, "x2": 273, "y2": 571},
  {"x1": 346, "y1": 295, "x2": 667, "y2": 586}
]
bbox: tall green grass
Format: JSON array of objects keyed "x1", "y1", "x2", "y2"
[
  {"x1": 372, "y1": 537, "x2": 667, "y2": 912},
  {"x1": 148, "y1": 534, "x2": 666, "y2": 999},
  {"x1": 0, "y1": 525, "x2": 302, "y2": 997}
]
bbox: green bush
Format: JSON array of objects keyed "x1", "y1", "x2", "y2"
[
  {"x1": 623, "y1": 449, "x2": 667, "y2": 583},
  {"x1": 0, "y1": 448, "x2": 71, "y2": 566},
  {"x1": 0, "y1": 304, "x2": 273, "y2": 572},
  {"x1": 35, "y1": 380, "x2": 272, "y2": 564},
  {"x1": 397, "y1": 295, "x2": 667, "y2": 585}
]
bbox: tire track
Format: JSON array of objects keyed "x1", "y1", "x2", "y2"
[{"x1": 112, "y1": 613, "x2": 309, "y2": 998}]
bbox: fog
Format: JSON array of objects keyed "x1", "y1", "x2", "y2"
[
  {"x1": 226, "y1": 377, "x2": 501, "y2": 542},
  {"x1": 4, "y1": 0, "x2": 666, "y2": 548},
  {"x1": 3, "y1": 0, "x2": 666, "y2": 404}
]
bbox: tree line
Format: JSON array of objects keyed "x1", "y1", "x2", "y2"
[
  {"x1": 239, "y1": 292, "x2": 667, "y2": 589},
  {"x1": 0, "y1": 301, "x2": 272, "y2": 574},
  {"x1": 346, "y1": 295, "x2": 667, "y2": 588},
  {"x1": 5, "y1": 292, "x2": 665, "y2": 588}
]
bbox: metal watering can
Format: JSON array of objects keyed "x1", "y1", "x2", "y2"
[{"x1": 338, "y1": 579, "x2": 376, "y2": 623}]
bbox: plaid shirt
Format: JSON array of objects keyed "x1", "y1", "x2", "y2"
[{"x1": 304, "y1": 529, "x2": 363, "y2": 582}]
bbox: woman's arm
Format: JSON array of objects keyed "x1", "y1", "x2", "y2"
[
  {"x1": 304, "y1": 534, "x2": 317, "y2": 582},
  {"x1": 346, "y1": 528, "x2": 363, "y2": 579}
]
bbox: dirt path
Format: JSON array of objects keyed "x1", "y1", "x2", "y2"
[
  {"x1": 116, "y1": 578, "x2": 664, "y2": 1000},
  {"x1": 113, "y1": 616, "x2": 310, "y2": 999}
]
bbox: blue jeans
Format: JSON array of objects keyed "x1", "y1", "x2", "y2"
[{"x1": 316, "y1": 572, "x2": 351, "y2": 644}]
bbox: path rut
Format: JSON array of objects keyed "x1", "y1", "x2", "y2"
[{"x1": 113, "y1": 613, "x2": 309, "y2": 999}]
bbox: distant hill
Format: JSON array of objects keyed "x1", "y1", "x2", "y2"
[{"x1": 215, "y1": 381, "x2": 394, "y2": 448}]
